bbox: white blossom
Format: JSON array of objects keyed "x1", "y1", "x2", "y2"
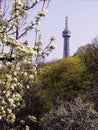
[
  {"x1": 17, "y1": 0, "x2": 24, "y2": 7},
  {"x1": 49, "y1": 45, "x2": 56, "y2": 49},
  {"x1": 13, "y1": 77, "x2": 18, "y2": 82},
  {"x1": 50, "y1": 35, "x2": 56, "y2": 41},
  {"x1": 7, "y1": 109, "x2": 12, "y2": 114},
  {"x1": 36, "y1": 21, "x2": 41, "y2": 25},
  {"x1": 14, "y1": 72, "x2": 17, "y2": 76},
  {"x1": 25, "y1": 125, "x2": 30, "y2": 130},
  {"x1": 31, "y1": 21, "x2": 36, "y2": 25},
  {"x1": 29, "y1": 75, "x2": 34, "y2": 80},
  {"x1": 24, "y1": 72, "x2": 27, "y2": 76},
  {"x1": 12, "y1": 93, "x2": 22, "y2": 101},
  {"x1": 3, "y1": 35, "x2": 7, "y2": 43},
  {"x1": 7, "y1": 113, "x2": 16, "y2": 123},
  {"x1": 27, "y1": 85, "x2": 30, "y2": 89},
  {"x1": 37, "y1": 9, "x2": 48, "y2": 17},
  {"x1": 28, "y1": 115, "x2": 37, "y2": 122},
  {"x1": 8, "y1": 98, "x2": 14, "y2": 104},
  {"x1": 0, "y1": 115, "x2": 2, "y2": 120},
  {"x1": 6, "y1": 91, "x2": 11, "y2": 98},
  {"x1": 0, "y1": 10, "x2": 2, "y2": 16},
  {"x1": 5, "y1": 74, "x2": 12, "y2": 81}
]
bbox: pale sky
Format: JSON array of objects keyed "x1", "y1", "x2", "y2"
[{"x1": 38, "y1": 0, "x2": 98, "y2": 61}]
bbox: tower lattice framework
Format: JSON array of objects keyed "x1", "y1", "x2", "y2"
[{"x1": 62, "y1": 17, "x2": 71, "y2": 58}]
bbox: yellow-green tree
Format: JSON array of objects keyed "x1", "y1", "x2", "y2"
[
  {"x1": 75, "y1": 43, "x2": 98, "y2": 84},
  {"x1": 39, "y1": 57, "x2": 90, "y2": 103}
]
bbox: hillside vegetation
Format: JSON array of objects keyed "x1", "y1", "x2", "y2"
[
  {"x1": 24, "y1": 43, "x2": 98, "y2": 129},
  {"x1": 0, "y1": 43, "x2": 98, "y2": 129},
  {"x1": 38, "y1": 43, "x2": 98, "y2": 129},
  {"x1": 10, "y1": 42, "x2": 97, "y2": 129},
  {"x1": 38, "y1": 43, "x2": 98, "y2": 102}
]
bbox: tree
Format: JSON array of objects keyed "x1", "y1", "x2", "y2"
[
  {"x1": 75, "y1": 43, "x2": 98, "y2": 84},
  {"x1": 41, "y1": 97, "x2": 98, "y2": 130},
  {"x1": 74, "y1": 43, "x2": 98, "y2": 111},
  {"x1": 0, "y1": 0, "x2": 56, "y2": 129},
  {"x1": 39, "y1": 57, "x2": 90, "y2": 103}
]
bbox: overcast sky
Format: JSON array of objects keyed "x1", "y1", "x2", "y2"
[{"x1": 36, "y1": 0, "x2": 98, "y2": 61}]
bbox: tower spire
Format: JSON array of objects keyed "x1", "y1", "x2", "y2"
[
  {"x1": 65, "y1": 16, "x2": 68, "y2": 29},
  {"x1": 62, "y1": 16, "x2": 71, "y2": 58}
]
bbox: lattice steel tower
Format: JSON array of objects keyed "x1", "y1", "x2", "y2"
[{"x1": 62, "y1": 17, "x2": 71, "y2": 58}]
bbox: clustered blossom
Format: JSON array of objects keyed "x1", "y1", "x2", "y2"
[
  {"x1": 50, "y1": 35, "x2": 56, "y2": 41},
  {"x1": 0, "y1": 63, "x2": 37, "y2": 125},
  {"x1": 0, "y1": 68, "x2": 23, "y2": 123},
  {"x1": 37, "y1": 10, "x2": 48, "y2": 17},
  {"x1": 0, "y1": 0, "x2": 56, "y2": 129},
  {"x1": 25, "y1": 125, "x2": 30, "y2": 130},
  {"x1": 17, "y1": 0, "x2": 24, "y2": 8},
  {"x1": 0, "y1": 35, "x2": 37, "y2": 61}
]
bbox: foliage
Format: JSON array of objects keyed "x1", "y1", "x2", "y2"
[
  {"x1": 75, "y1": 43, "x2": 98, "y2": 83},
  {"x1": 41, "y1": 97, "x2": 98, "y2": 130},
  {"x1": 39, "y1": 57, "x2": 90, "y2": 103},
  {"x1": 74, "y1": 43, "x2": 98, "y2": 111},
  {"x1": 0, "y1": 0, "x2": 56, "y2": 129}
]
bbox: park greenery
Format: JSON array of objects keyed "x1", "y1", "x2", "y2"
[
  {"x1": 40, "y1": 43, "x2": 98, "y2": 130},
  {"x1": 0, "y1": 0, "x2": 98, "y2": 130}
]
